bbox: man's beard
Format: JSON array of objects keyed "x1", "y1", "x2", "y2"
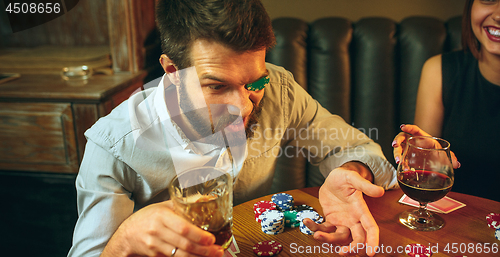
[{"x1": 176, "y1": 84, "x2": 264, "y2": 148}]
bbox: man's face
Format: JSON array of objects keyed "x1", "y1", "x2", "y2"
[{"x1": 181, "y1": 39, "x2": 268, "y2": 139}]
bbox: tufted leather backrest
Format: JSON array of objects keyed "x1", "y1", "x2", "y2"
[{"x1": 267, "y1": 16, "x2": 462, "y2": 192}]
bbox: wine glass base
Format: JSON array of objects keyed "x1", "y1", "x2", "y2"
[{"x1": 399, "y1": 209, "x2": 445, "y2": 231}]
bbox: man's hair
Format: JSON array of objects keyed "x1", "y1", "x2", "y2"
[
  {"x1": 462, "y1": 0, "x2": 479, "y2": 59},
  {"x1": 155, "y1": 0, "x2": 276, "y2": 70}
]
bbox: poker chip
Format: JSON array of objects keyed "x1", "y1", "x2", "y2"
[
  {"x1": 294, "y1": 204, "x2": 314, "y2": 212},
  {"x1": 272, "y1": 193, "x2": 294, "y2": 211},
  {"x1": 405, "y1": 243, "x2": 432, "y2": 257},
  {"x1": 283, "y1": 210, "x2": 300, "y2": 228},
  {"x1": 296, "y1": 210, "x2": 324, "y2": 235},
  {"x1": 486, "y1": 213, "x2": 500, "y2": 230},
  {"x1": 284, "y1": 210, "x2": 298, "y2": 224},
  {"x1": 288, "y1": 220, "x2": 301, "y2": 228},
  {"x1": 299, "y1": 223, "x2": 314, "y2": 235},
  {"x1": 252, "y1": 240, "x2": 283, "y2": 256},
  {"x1": 296, "y1": 210, "x2": 322, "y2": 222},
  {"x1": 496, "y1": 228, "x2": 500, "y2": 241},
  {"x1": 255, "y1": 212, "x2": 264, "y2": 223},
  {"x1": 260, "y1": 210, "x2": 284, "y2": 222},
  {"x1": 260, "y1": 210, "x2": 285, "y2": 235},
  {"x1": 254, "y1": 201, "x2": 276, "y2": 214},
  {"x1": 262, "y1": 226, "x2": 284, "y2": 235},
  {"x1": 254, "y1": 193, "x2": 317, "y2": 235}
]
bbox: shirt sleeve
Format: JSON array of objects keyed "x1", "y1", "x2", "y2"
[
  {"x1": 67, "y1": 140, "x2": 137, "y2": 257},
  {"x1": 282, "y1": 72, "x2": 398, "y2": 190}
]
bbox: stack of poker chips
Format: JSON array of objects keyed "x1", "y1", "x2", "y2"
[
  {"x1": 296, "y1": 210, "x2": 324, "y2": 235},
  {"x1": 260, "y1": 210, "x2": 285, "y2": 235},
  {"x1": 271, "y1": 193, "x2": 294, "y2": 211},
  {"x1": 253, "y1": 200, "x2": 277, "y2": 223},
  {"x1": 283, "y1": 210, "x2": 300, "y2": 228}
]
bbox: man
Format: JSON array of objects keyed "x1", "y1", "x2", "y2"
[{"x1": 68, "y1": 0, "x2": 397, "y2": 256}]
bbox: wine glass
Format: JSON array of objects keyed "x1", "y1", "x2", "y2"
[{"x1": 397, "y1": 136, "x2": 454, "y2": 231}]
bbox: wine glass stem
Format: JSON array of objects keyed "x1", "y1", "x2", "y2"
[{"x1": 417, "y1": 202, "x2": 429, "y2": 223}]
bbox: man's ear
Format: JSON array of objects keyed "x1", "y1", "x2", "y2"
[{"x1": 160, "y1": 54, "x2": 180, "y2": 85}]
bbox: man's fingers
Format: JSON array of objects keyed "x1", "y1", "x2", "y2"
[
  {"x1": 160, "y1": 229, "x2": 223, "y2": 257},
  {"x1": 313, "y1": 226, "x2": 352, "y2": 245},
  {"x1": 360, "y1": 214, "x2": 380, "y2": 257},
  {"x1": 303, "y1": 219, "x2": 336, "y2": 233},
  {"x1": 348, "y1": 172, "x2": 384, "y2": 198},
  {"x1": 161, "y1": 209, "x2": 216, "y2": 246}
]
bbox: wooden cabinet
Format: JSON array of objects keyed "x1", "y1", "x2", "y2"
[
  {"x1": 0, "y1": 102, "x2": 78, "y2": 173},
  {"x1": 0, "y1": 72, "x2": 146, "y2": 173},
  {"x1": 0, "y1": 0, "x2": 160, "y2": 174}
]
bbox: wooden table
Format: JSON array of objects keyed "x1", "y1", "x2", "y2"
[{"x1": 234, "y1": 188, "x2": 500, "y2": 256}]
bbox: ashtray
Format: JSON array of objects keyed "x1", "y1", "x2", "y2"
[{"x1": 61, "y1": 65, "x2": 93, "y2": 80}]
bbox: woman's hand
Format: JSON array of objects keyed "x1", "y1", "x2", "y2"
[{"x1": 392, "y1": 124, "x2": 460, "y2": 169}]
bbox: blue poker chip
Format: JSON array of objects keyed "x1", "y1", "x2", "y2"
[
  {"x1": 496, "y1": 228, "x2": 500, "y2": 240},
  {"x1": 261, "y1": 220, "x2": 281, "y2": 225},
  {"x1": 262, "y1": 226, "x2": 284, "y2": 235},
  {"x1": 272, "y1": 193, "x2": 294, "y2": 206},
  {"x1": 263, "y1": 230, "x2": 282, "y2": 235},
  {"x1": 276, "y1": 206, "x2": 292, "y2": 211},
  {"x1": 261, "y1": 222, "x2": 284, "y2": 229},
  {"x1": 262, "y1": 227, "x2": 283, "y2": 232}
]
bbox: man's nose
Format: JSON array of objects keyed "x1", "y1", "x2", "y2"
[{"x1": 226, "y1": 88, "x2": 253, "y2": 117}]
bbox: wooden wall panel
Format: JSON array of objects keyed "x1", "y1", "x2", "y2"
[
  {"x1": 0, "y1": 0, "x2": 109, "y2": 47},
  {"x1": 107, "y1": 0, "x2": 157, "y2": 72}
]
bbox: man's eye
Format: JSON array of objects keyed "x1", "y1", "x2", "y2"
[{"x1": 208, "y1": 85, "x2": 225, "y2": 90}]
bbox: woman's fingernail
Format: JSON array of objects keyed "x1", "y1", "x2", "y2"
[
  {"x1": 395, "y1": 156, "x2": 400, "y2": 164},
  {"x1": 400, "y1": 124, "x2": 405, "y2": 129},
  {"x1": 392, "y1": 140, "x2": 397, "y2": 147},
  {"x1": 457, "y1": 161, "x2": 461, "y2": 168}
]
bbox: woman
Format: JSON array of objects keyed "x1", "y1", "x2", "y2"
[{"x1": 393, "y1": 0, "x2": 500, "y2": 201}]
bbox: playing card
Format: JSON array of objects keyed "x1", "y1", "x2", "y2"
[
  {"x1": 224, "y1": 237, "x2": 240, "y2": 256},
  {"x1": 398, "y1": 194, "x2": 466, "y2": 214}
]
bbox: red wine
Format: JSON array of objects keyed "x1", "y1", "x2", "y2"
[{"x1": 398, "y1": 169, "x2": 453, "y2": 203}]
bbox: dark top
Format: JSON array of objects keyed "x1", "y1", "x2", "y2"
[{"x1": 441, "y1": 51, "x2": 500, "y2": 201}]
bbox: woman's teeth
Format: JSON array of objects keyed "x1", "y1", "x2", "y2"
[{"x1": 488, "y1": 27, "x2": 500, "y2": 37}]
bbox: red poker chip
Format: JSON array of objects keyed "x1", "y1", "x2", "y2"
[
  {"x1": 255, "y1": 212, "x2": 263, "y2": 223},
  {"x1": 405, "y1": 243, "x2": 432, "y2": 257},
  {"x1": 254, "y1": 201, "x2": 276, "y2": 213},
  {"x1": 252, "y1": 240, "x2": 283, "y2": 256},
  {"x1": 486, "y1": 213, "x2": 500, "y2": 230}
]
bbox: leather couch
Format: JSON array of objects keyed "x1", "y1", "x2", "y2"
[{"x1": 267, "y1": 16, "x2": 463, "y2": 193}]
